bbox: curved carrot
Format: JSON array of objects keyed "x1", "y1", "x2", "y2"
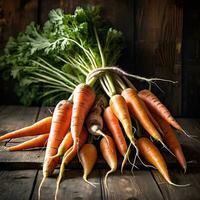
[
  {"x1": 5, "y1": 134, "x2": 49, "y2": 151},
  {"x1": 137, "y1": 137, "x2": 189, "y2": 187},
  {"x1": 103, "y1": 106, "x2": 128, "y2": 171},
  {"x1": 71, "y1": 83, "x2": 96, "y2": 148},
  {"x1": 122, "y1": 88, "x2": 162, "y2": 142},
  {"x1": 79, "y1": 143, "x2": 97, "y2": 187},
  {"x1": 100, "y1": 135, "x2": 117, "y2": 190},
  {"x1": 153, "y1": 113, "x2": 187, "y2": 172},
  {"x1": 50, "y1": 132, "x2": 73, "y2": 159},
  {"x1": 138, "y1": 89, "x2": 183, "y2": 133},
  {"x1": 110, "y1": 95, "x2": 134, "y2": 144},
  {"x1": 0, "y1": 116, "x2": 52, "y2": 141},
  {"x1": 55, "y1": 128, "x2": 88, "y2": 200},
  {"x1": 38, "y1": 100, "x2": 72, "y2": 200},
  {"x1": 137, "y1": 137, "x2": 171, "y2": 183}
]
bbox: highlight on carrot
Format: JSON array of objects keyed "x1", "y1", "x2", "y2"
[
  {"x1": 0, "y1": 116, "x2": 52, "y2": 142},
  {"x1": 100, "y1": 135, "x2": 117, "y2": 190},
  {"x1": 38, "y1": 100, "x2": 72, "y2": 200},
  {"x1": 70, "y1": 83, "x2": 96, "y2": 151},
  {"x1": 153, "y1": 113, "x2": 187, "y2": 172},
  {"x1": 5, "y1": 133, "x2": 49, "y2": 151},
  {"x1": 103, "y1": 106, "x2": 128, "y2": 172},
  {"x1": 110, "y1": 94, "x2": 138, "y2": 168},
  {"x1": 137, "y1": 137, "x2": 189, "y2": 187},
  {"x1": 79, "y1": 143, "x2": 98, "y2": 187},
  {"x1": 55, "y1": 128, "x2": 88, "y2": 200},
  {"x1": 50, "y1": 131, "x2": 73, "y2": 159}
]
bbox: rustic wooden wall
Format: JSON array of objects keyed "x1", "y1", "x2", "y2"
[{"x1": 0, "y1": 0, "x2": 198, "y2": 117}]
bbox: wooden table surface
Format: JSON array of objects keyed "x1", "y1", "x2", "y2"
[{"x1": 0, "y1": 106, "x2": 200, "y2": 200}]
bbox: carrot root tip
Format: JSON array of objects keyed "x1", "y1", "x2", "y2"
[
  {"x1": 121, "y1": 143, "x2": 131, "y2": 174},
  {"x1": 104, "y1": 168, "x2": 114, "y2": 191},
  {"x1": 83, "y1": 175, "x2": 96, "y2": 188},
  {"x1": 168, "y1": 181, "x2": 190, "y2": 187},
  {"x1": 38, "y1": 176, "x2": 46, "y2": 200},
  {"x1": 160, "y1": 140, "x2": 175, "y2": 157}
]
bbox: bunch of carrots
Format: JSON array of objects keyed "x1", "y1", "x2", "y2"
[
  {"x1": 0, "y1": 81, "x2": 192, "y2": 199},
  {"x1": 0, "y1": 5, "x2": 194, "y2": 200}
]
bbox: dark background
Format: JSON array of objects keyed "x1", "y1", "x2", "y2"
[{"x1": 0, "y1": 0, "x2": 199, "y2": 117}]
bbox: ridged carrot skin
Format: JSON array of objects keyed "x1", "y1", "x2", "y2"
[
  {"x1": 71, "y1": 83, "x2": 96, "y2": 147},
  {"x1": 122, "y1": 88, "x2": 162, "y2": 141},
  {"x1": 153, "y1": 113, "x2": 187, "y2": 171},
  {"x1": 103, "y1": 106, "x2": 127, "y2": 157},
  {"x1": 0, "y1": 116, "x2": 52, "y2": 141},
  {"x1": 138, "y1": 89, "x2": 183, "y2": 132},
  {"x1": 137, "y1": 137, "x2": 171, "y2": 183},
  {"x1": 43, "y1": 100, "x2": 72, "y2": 177},
  {"x1": 6, "y1": 133, "x2": 49, "y2": 151}
]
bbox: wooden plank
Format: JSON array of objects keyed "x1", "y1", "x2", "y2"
[
  {"x1": 0, "y1": 106, "x2": 39, "y2": 132},
  {"x1": 135, "y1": 0, "x2": 183, "y2": 115},
  {"x1": 100, "y1": 170, "x2": 163, "y2": 200},
  {"x1": 0, "y1": 170, "x2": 37, "y2": 200},
  {"x1": 152, "y1": 168, "x2": 200, "y2": 200},
  {"x1": 31, "y1": 169, "x2": 101, "y2": 200},
  {"x1": 151, "y1": 118, "x2": 200, "y2": 200}
]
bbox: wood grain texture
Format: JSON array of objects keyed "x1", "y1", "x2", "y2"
[
  {"x1": 100, "y1": 169, "x2": 163, "y2": 200},
  {"x1": 135, "y1": 0, "x2": 183, "y2": 116},
  {"x1": 0, "y1": 170, "x2": 37, "y2": 200},
  {"x1": 32, "y1": 169, "x2": 101, "y2": 200}
]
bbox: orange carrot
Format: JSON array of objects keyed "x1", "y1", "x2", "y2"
[
  {"x1": 5, "y1": 133, "x2": 49, "y2": 151},
  {"x1": 55, "y1": 128, "x2": 88, "y2": 199},
  {"x1": 79, "y1": 143, "x2": 97, "y2": 186},
  {"x1": 0, "y1": 116, "x2": 52, "y2": 141},
  {"x1": 122, "y1": 88, "x2": 162, "y2": 142},
  {"x1": 71, "y1": 83, "x2": 95, "y2": 148},
  {"x1": 110, "y1": 95, "x2": 135, "y2": 145},
  {"x1": 137, "y1": 137, "x2": 189, "y2": 187},
  {"x1": 103, "y1": 106, "x2": 128, "y2": 171},
  {"x1": 50, "y1": 132, "x2": 73, "y2": 159},
  {"x1": 138, "y1": 89, "x2": 184, "y2": 133},
  {"x1": 38, "y1": 100, "x2": 72, "y2": 200},
  {"x1": 153, "y1": 113, "x2": 187, "y2": 172},
  {"x1": 140, "y1": 99, "x2": 164, "y2": 135},
  {"x1": 100, "y1": 135, "x2": 117, "y2": 189},
  {"x1": 137, "y1": 137, "x2": 172, "y2": 183}
]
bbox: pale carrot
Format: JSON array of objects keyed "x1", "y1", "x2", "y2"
[
  {"x1": 50, "y1": 132, "x2": 73, "y2": 159},
  {"x1": 79, "y1": 143, "x2": 98, "y2": 186},
  {"x1": 55, "y1": 128, "x2": 88, "y2": 200},
  {"x1": 5, "y1": 134, "x2": 49, "y2": 151},
  {"x1": 100, "y1": 135, "x2": 117, "y2": 190},
  {"x1": 0, "y1": 116, "x2": 52, "y2": 141}
]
